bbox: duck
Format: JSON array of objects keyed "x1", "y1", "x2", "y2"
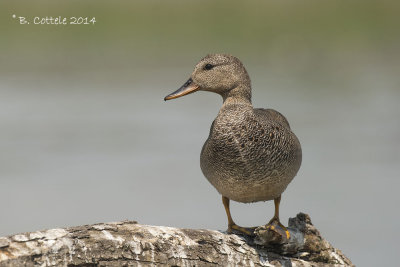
[{"x1": 164, "y1": 54, "x2": 302, "y2": 238}]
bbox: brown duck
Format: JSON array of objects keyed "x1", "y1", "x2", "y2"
[{"x1": 164, "y1": 54, "x2": 302, "y2": 237}]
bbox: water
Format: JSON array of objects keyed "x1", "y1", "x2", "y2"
[{"x1": 0, "y1": 62, "x2": 399, "y2": 266}]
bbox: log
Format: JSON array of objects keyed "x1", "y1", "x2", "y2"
[{"x1": 0, "y1": 213, "x2": 353, "y2": 266}]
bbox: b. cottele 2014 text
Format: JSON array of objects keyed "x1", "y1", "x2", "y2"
[{"x1": 16, "y1": 16, "x2": 96, "y2": 25}]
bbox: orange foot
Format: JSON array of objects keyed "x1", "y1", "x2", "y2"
[
  {"x1": 266, "y1": 218, "x2": 290, "y2": 240},
  {"x1": 227, "y1": 224, "x2": 257, "y2": 236}
]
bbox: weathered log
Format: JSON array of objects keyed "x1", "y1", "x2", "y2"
[{"x1": 0, "y1": 213, "x2": 353, "y2": 266}]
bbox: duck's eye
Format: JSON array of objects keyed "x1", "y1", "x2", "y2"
[{"x1": 204, "y1": 64, "x2": 214, "y2": 70}]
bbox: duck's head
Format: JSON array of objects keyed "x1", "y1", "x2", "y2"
[{"x1": 164, "y1": 54, "x2": 251, "y2": 101}]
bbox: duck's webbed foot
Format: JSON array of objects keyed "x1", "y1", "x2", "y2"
[
  {"x1": 266, "y1": 216, "x2": 290, "y2": 240},
  {"x1": 222, "y1": 196, "x2": 256, "y2": 236},
  {"x1": 228, "y1": 223, "x2": 256, "y2": 236},
  {"x1": 263, "y1": 195, "x2": 290, "y2": 240}
]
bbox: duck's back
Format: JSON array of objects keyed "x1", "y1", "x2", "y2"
[{"x1": 200, "y1": 104, "x2": 302, "y2": 203}]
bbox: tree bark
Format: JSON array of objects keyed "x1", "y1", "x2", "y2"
[{"x1": 0, "y1": 213, "x2": 353, "y2": 266}]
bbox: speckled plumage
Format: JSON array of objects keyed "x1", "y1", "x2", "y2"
[
  {"x1": 201, "y1": 103, "x2": 301, "y2": 203},
  {"x1": 166, "y1": 53, "x2": 302, "y2": 208}
]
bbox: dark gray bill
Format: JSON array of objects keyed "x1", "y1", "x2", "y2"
[{"x1": 164, "y1": 78, "x2": 200, "y2": 101}]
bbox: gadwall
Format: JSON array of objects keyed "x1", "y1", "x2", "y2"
[{"x1": 164, "y1": 54, "x2": 302, "y2": 238}]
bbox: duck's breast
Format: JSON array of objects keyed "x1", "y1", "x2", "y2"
[{"x1": 200, "y1": 106, "x2": 301, "y2": 202}]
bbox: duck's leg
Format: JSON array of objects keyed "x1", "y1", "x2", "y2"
[
  {"x1": 266, "y1": 195, "x2": 290, "y2": 239},
  {"x1": 222, "y1": 196, "x2": 254, "y2": 236}
]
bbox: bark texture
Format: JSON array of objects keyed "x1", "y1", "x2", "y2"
[{"x1": 0, "y1": 213, "x2": 353, "y2": 266}]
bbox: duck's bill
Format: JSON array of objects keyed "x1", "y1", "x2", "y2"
[{"x1": 164, "y1": 78, "x2": 200, "y2": 101}]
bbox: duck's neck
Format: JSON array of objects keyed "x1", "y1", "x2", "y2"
[{"x1": 221, "y1": 84, "x2": 252, "y2": 108}]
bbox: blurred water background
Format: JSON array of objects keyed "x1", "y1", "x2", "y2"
[{"x1": 0, "y1": 1, "x2": 399, "y2": 266}]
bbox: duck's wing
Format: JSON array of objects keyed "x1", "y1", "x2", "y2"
[{"x1": 254, "y1": 108, "x2": 291, "y2": 129}]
